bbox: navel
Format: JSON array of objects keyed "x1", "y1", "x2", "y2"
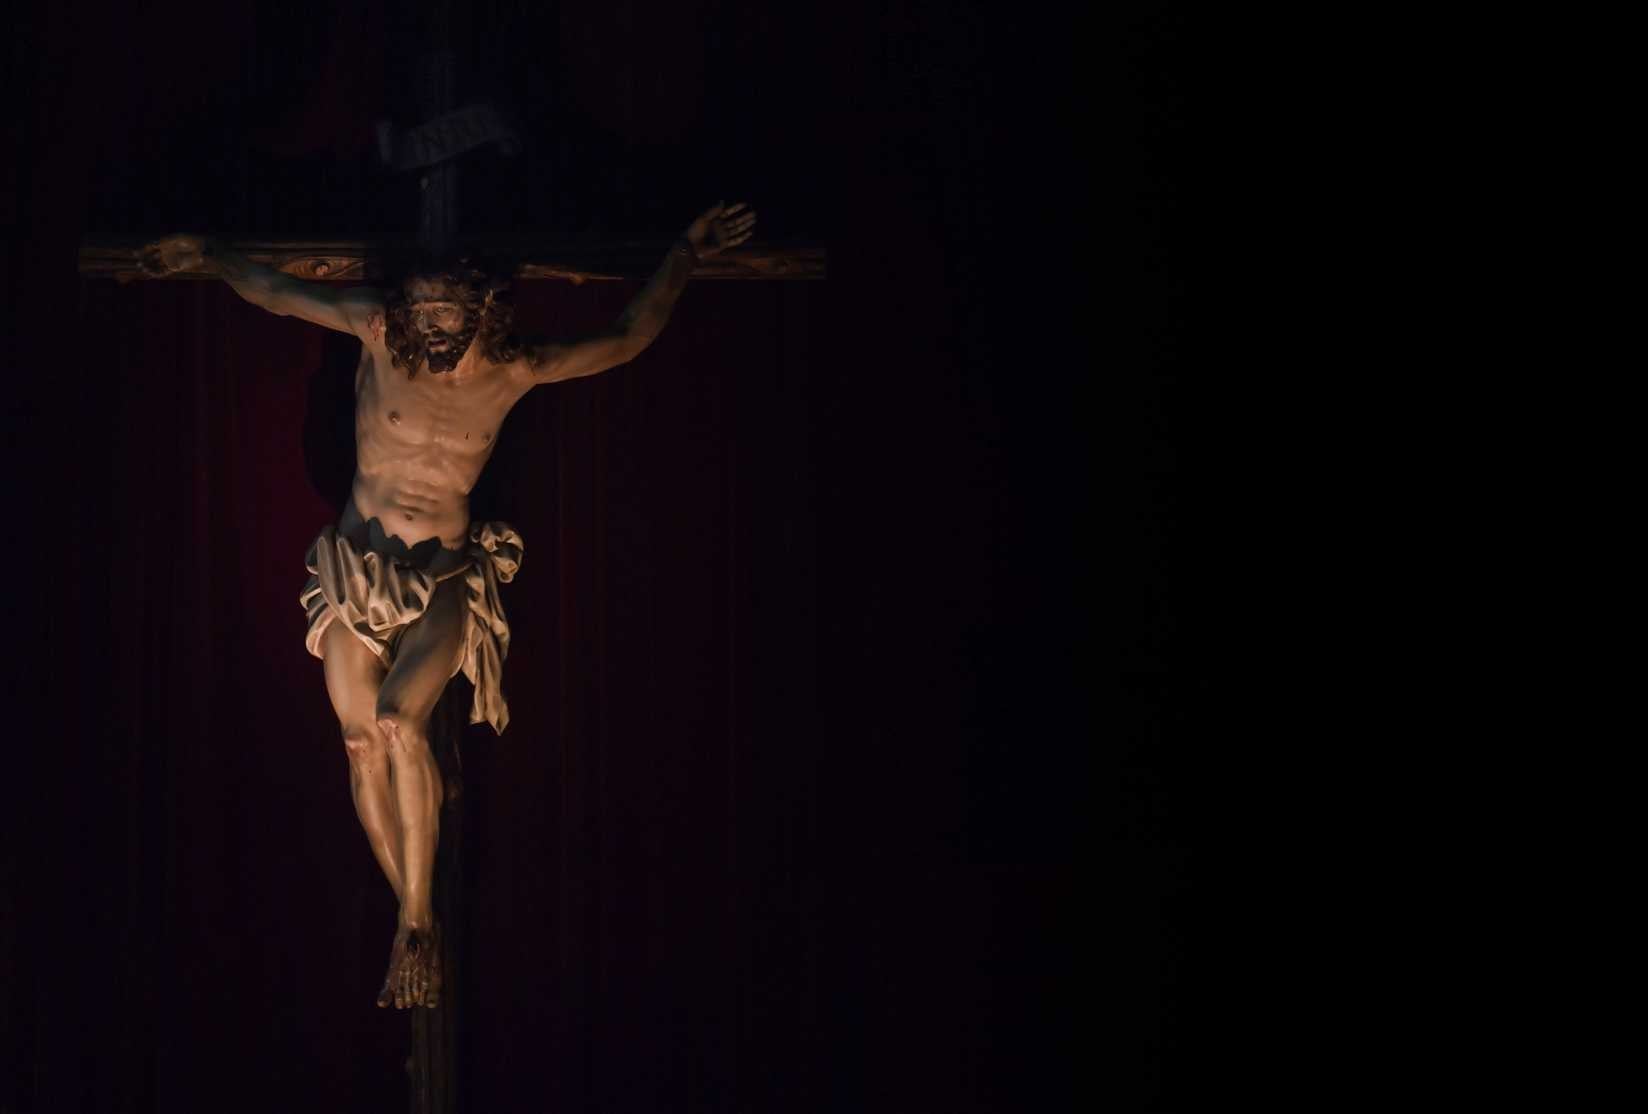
[{"x1": 389, "y1": 410, "x2": 402, "y2": 424}]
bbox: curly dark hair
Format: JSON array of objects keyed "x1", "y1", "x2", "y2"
[{"x1": 383, "y1": 259, "x2": 523, "y2": 377}]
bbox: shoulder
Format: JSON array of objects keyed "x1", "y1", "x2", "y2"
[
  {"x1": 339, "y1": 285, "x2": 389, "y2": 337},
  {"x1": 497, "y1": 345, "x2": 542, "y2": 395},
  {"x1": 501, "y1": 337, "x2": 600, "y2": 388}
]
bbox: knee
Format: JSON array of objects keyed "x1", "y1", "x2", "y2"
[
  {"x1": 341, "y1": 723, "x2": 387, "y2": 763},
  {"x1": 374, "y1": 704, "x2": 429, "y2": 754}
]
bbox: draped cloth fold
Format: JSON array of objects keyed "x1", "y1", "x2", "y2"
[{"x1": 299, "y1": 522, "x2": 524, "y2": 735}]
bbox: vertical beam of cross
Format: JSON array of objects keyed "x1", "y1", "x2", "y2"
[
  {"x1": 416, "y1": 45, "x2": 459, "y2": 258},
  {"x1": 406, "y1": 6, "x2": 462, "y2": 1113}
]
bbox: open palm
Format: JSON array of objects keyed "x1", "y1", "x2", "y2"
[{"x1": 684, "y1": 202, "x2": 757, "y2": 258}]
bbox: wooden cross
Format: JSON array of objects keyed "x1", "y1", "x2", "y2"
[{"x1": 75, "y1": 5, "x2": 819, "y2": 1110}]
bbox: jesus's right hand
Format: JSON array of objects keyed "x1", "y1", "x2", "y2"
[{"x1": 139, "y1": 234, "x2": 209, "y2": 276}]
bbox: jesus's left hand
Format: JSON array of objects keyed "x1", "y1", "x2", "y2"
[{"x1": 684, "y1": 201, "x2": 757, "y2": 258}]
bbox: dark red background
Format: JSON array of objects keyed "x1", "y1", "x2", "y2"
[{"x1": 3, "y1": 1, "x2": 1183, "y2": 1109}]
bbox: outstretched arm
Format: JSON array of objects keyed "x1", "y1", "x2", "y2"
[
  {"x1": 516, "y1": 202, "x2": 757, "y2": 385},
  {"x1": 139, "y1": 235, "x2": 384, "y2": 339}
]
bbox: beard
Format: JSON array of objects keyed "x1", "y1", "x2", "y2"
[{"x1": 422, "y1": 322, "x2": 477, "y2": 374}]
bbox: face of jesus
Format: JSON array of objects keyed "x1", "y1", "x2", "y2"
[{"x1": 405, "y1": 278, "x2": 475, "y2": 373}]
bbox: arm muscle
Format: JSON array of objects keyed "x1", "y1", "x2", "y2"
[
  {"x1": 206, "y1": 241, "x2": 382, "y2": 338},
  {"x1": 518, "y1": 331, "x2": 649, "y2": 385},
  {"x1": 511, "y1": 241, "x2": 694, "y2": 389},
  {"x1": 260, "y1": 277, "x2": 385, "y2": 338}
]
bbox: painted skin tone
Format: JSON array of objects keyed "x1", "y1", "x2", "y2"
[{"x1": 139, "y1": 203, "x2": 757, "y2": 1008}]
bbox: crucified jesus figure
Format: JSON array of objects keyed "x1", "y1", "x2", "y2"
[{"x1": 140, "y1": 202, "x2": 757, "y2": 1010}]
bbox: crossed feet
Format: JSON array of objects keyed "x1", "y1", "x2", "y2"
[{"x1": 377, "y1": 919, "x2": 442, "y2": 1009}]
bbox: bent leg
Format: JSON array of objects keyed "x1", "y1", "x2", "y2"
[
  {"x1": 321, "y1": 620, "x2": 405, "y2": 902},
  {"x1": 375, "y1": 575, "x2": 467, "y2": 1008}
]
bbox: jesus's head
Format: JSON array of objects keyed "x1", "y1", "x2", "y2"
[
  {"x1": 383, "y1": 262, "x2": 520, "y2": 377},
  {"x1": 405, "y1": 277, "x2": 475, "y2": 374}
]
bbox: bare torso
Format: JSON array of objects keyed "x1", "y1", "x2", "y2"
[{"x1": 340, "y1": 312, "x2": 527, "y2": 573}]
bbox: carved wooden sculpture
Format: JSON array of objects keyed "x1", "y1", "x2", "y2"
[{"x1": 129, "y1": 201, "x2": 756, "y2": 1114}]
